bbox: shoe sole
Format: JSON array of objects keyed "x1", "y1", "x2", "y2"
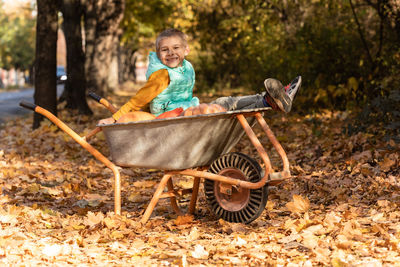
[
  {"x1": 288, "y1": 76, "x2": 302, "y2": 102},
  {"x1": 264, "y1": 79, "x2": 291, "y2": 113}
]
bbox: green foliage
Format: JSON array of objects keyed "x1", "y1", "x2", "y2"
[
  {"x1": 184, "y1": 0, "x2": 400, "y2": 111},
  {"x1": 120, "y1": 0, "x2": 400, "y2": 112},
  {"x1": 121, "y1": 0, "x2": 194, "y2": 52},
  {"x1": 2, "y1": 0, "x2": 397, "y2": 113},
  {"x1": 0, "y1": 3, "x2": 36, "y2": 71},
  {"x1": 189, "y1": 0, "x2": 275, "y2": 92}
]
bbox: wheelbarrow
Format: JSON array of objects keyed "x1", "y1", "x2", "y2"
[{"x1": 19, "y1": 93, "x2": 291, "y2": 224}]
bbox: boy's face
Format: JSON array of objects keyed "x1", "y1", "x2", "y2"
[{"x1": 157, "y1": 36, "x2": 189, "y2": 68}]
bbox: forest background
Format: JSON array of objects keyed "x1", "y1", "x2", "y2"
[{"x1": 0, "y1": 0, "x2": 399, "y2": 133}]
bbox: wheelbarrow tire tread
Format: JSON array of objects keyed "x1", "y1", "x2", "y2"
[{"x1": 204, "y1": 152, "x2": 268, "y2": 224}]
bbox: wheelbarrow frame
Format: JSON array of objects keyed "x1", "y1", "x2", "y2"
[{"x1": 20, "y1": 94, "x2": 291, "y2": 224}]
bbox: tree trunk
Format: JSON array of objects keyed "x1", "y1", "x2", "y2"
[
  {"x1": 118, "y1": 45, "x2": 137, "y2": 83},
  {"x1": 33, "y1": 0, "x2": 59, "y2": 129},
  {"x1": 83, "y1": 0, "x2": 125, "y2": 96},
  {"x1": 60, "y1": 0, "x2": 92, "y2": 115}
]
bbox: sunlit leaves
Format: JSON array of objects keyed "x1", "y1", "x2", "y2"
[
  {"x1": 0, "y1": 2, "x2": 35, "y2": 70},
  {"x1": 286, "y1": 194, "x2": 310, "y2": 215},
  {"x1": 0, "y1": 95, "x2": 400, "y2": 265},
  {"x1": 191, "y1": 244, "x2": 209, "y2": 259}
]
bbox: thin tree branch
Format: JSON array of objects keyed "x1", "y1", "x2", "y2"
[
  {"x1": 349, "y1": 0, "x2": 375, "y2": 67},
  {"x1": 377, "y1": 2, "x2": 384, "y2": 59}
]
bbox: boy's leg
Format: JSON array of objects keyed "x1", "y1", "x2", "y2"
[
  {"x1": 211, "y1": 94, "x2": 265, "y2": 111},
  {"x1": 211, "y1": 76, "x2": 302, "y2": 112}
]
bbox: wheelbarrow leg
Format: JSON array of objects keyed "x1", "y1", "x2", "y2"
[
  {"x1": 188, "y1": 177, "x2": 201, "y2": 215},
  {"x1": 167, "y1": 178, "x2": 183, "y2": 216},
  {"x1": 141, "y1": 173, "x2": 172, "y2": 224}
]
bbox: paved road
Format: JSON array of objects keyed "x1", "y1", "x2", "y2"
[{"x1": 0, "y1": 85, "x2": 64, "y2": 125}]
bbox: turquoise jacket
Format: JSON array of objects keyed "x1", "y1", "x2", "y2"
[{"x1": 145, "y1": 52, "x2": 199, "y2": 116}]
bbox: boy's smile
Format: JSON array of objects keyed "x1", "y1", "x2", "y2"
[{"x1": 157, "y1": 36, "x2": 189, "y2": 68}]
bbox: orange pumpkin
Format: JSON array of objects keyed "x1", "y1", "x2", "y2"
[
  {"x1": 181, "y1": 103, "x2": 226, "y2": 116},
  {"x1": 116, "y1": 111, "x2": 156, "y2": 123},
  {"x1": 155, "y1": 108, "x2": 184, "y2": 119},
  {"x1": 208, "y1": 104, "x2": 227, "y2": 113},
  {"x1": 181, "y1": 107, "x2": 193, "y2": 116}
]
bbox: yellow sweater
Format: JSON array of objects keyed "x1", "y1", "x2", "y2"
[{"x1": 112, "y1": 69, "x2": 170, "y2": 120}]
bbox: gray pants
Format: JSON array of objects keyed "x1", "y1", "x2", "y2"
[{"x1": 210, "y1": 93, "x2": 266, "y2": 111}]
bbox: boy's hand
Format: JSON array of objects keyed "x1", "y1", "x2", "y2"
[{"x1": 98, "y1": 117, "x2": 116, "y2": 125}]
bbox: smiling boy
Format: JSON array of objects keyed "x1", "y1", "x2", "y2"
[
  {"x1": 99, "y1": 28, "x2": 301, "y2": 125},
  {"x1": 157, "y1": 34, "x2": 189, "y2": 68},
  {"x1": 99, "y1": 29, "x2": 198, "y2": 124}
]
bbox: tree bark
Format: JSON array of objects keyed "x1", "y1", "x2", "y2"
[
  {"x1": 118, "y1": 45, "x2": 137, "y2": 83},
  {"x1": 83, "y1": 0, "x2": 125, "y2": 96},
  {"x1": 60, "y1": 0, "x2": 92, "y2": 115},
  {"x1": 33, "y1": 0, "x2": 59, "y2": 129}
]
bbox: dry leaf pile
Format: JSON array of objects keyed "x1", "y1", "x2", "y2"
[{"x1": 0, "y1": 95, "x2": 399, "y2": 266}]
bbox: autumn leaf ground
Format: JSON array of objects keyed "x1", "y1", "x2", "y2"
[{"x1": 0, "y1": 87, "x2": 399, "y2": 266}]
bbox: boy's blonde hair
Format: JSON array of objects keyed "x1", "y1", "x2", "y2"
[{"x1": 155, "y1": 28, "x2": 188, "y2": 52}]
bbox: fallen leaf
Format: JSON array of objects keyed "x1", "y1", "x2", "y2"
[
  {"x1": 191, "y1": 244, "x2": 208, "y2": 259},
  {"x1": 84, "y1": 193, "x2": 108, "y2": 202},
  {"x1": 127, "y1": 192, "x2": 146, "y2": 202},
  {"x1": 331, "y1": 257, "x2": 348, "y2": 267},
  {"x1": 286, "y1": 194, "x2": 310, "y2": 214},
  {"x1": 232, "y1": 236, "x2": 247, "y2": 246},
  {"x1": 301, "y1": 232, "x2": 318, "y2": 249},
  {"x1": 42, "y1": 244, "x2": 63, "y2": 257},
  {"x1": 175, "y1": 215, "x2": 194, "y2": 226},
  {"x1": 303, "y1": 224, "x2": 326, "y2": 236},
  {"x1": 278, "y1": 233, "x2": 300, "y2": 244},
  {"x1": 377, "y1": 200, "x2": 390, "y2": 208},
  {"x1": 84, "y1": 211, "x2": 104, "y2": 227},
  {"x1": 324, "y1": 211, "x2": 342, "y2": 229},
  {"x1": 360, "y1": 163, "x2": 374, "y2": 176},
  {"x1": 110, "y1": 230, "x2": 124, "y2": 239},
  {"x1": 133, "y1": 180, "x2": 157, "y2": 188},
  {"x1": 103, "y1": 217, "x2": 119, "y2": 229},
  {"x1": 379, "y1": 157, "x2": 396, "y2": 172},
  {"x1": 187, "y1": 226, "x2": 200, "y2": 241},
  {"x1": 218, "y1": 219, "x2": 248, "y2": 234},
  {"x1": 351, "y1": 150, "x2": 372, "y2": 162}
]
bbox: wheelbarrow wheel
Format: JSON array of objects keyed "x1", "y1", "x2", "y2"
[{"x1": 204, "y1": 152, "x2": 268, "y2": 224}]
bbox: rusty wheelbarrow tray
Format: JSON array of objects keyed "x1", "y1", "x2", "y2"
[{"x1": 20, "y1": 94, "x2": 291, "y2": 224}]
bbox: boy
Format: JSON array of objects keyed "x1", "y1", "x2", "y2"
[{"x1": 99, "y1": 28, "x2": 301, "y2": 124}]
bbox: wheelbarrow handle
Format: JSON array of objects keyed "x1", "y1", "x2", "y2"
[
  {"x1": 88, "y1": 92, "x2": 102, "y2": 102},
  {"x1": 19, "y1": 100, "x2": 102, "y2": 141},
  {"x1": 18, "y1": 101, "x2": 122, "y2": 215},
  {"x1": 20, "y1": 101, "x2": 37, "y2": 111},
  {"x1": 88, "y1": 92, "x2": 118, "y2": 114}
]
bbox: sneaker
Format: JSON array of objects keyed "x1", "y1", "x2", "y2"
[
  {"x1": 264, "y1": 78, "x2": 292, "y2": 113},
  {"x1": 285, "y1": 76, "x2": 302, "y2": 102}
]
